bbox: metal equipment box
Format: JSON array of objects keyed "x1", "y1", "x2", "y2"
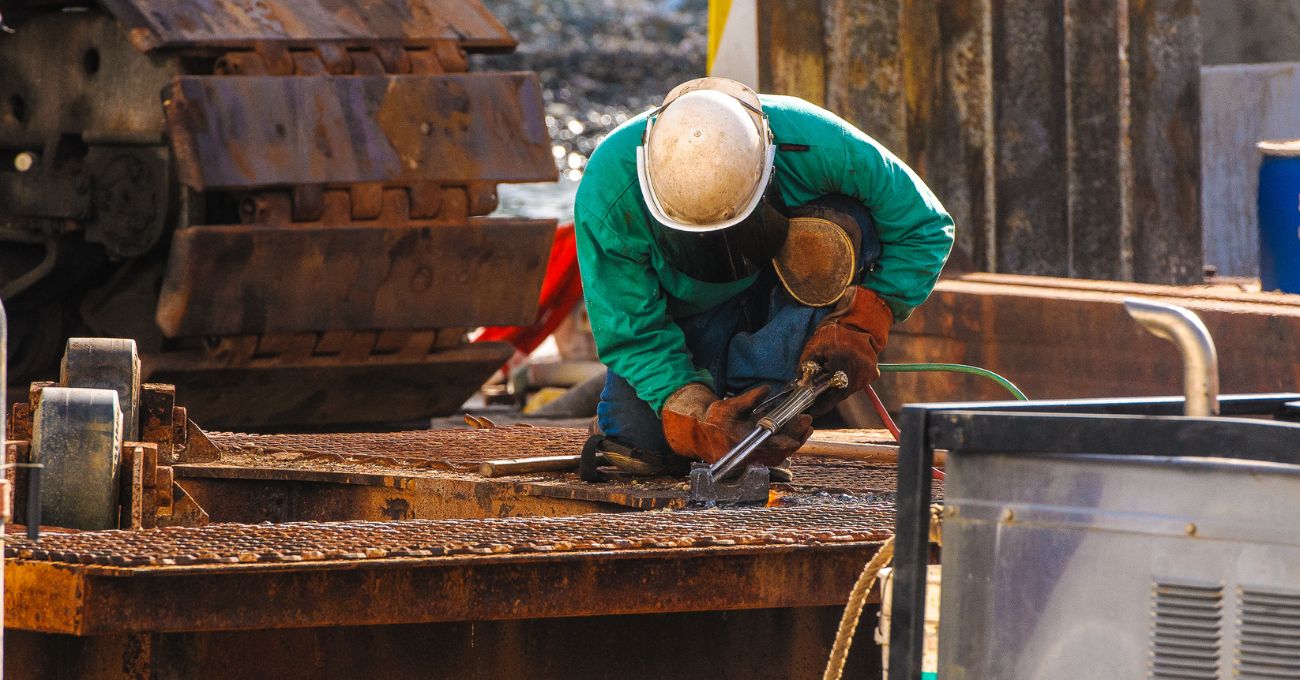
[{"x1": 887, "y1": 395, "x2": 1300, "y2": 680}]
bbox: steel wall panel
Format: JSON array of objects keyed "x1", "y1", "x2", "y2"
[
  {"x1": 164, "y1": 73, "x2": 555, "y2": 191},
  {"x1": 156, "y1": 218, "x2": 555, "y2": 337}
]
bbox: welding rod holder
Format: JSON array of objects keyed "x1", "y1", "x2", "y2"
[{"x1": 710, "y1": 370, "x2": 849, "y2": 481}]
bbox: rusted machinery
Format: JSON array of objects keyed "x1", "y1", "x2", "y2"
[
  {"x1": 2, "y1": 337, "x2": 908, "y2": 679},
  {"x1": 0, "y1": 0, "x2": 558, "y2": 428}
]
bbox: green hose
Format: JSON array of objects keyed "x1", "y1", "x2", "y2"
[{"x1": 879, "y1": 363, "x2": 1029, "y2": 401}]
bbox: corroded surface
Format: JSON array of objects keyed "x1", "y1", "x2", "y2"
[
  {"x1": 100, "y1": 0, "x2": 515, "y2": 50},
  {"x1": 207, "y1": 425, "x2": 591, "y2": 469},
  {"x1": 185, "y1": 426, "x2": 920, "y2": 512},
  {"x1": 4, "y1": 503, "x2": 894, "y2": 569}
]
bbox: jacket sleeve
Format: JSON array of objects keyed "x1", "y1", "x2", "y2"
[
  {"x1": 574, "y1": 203, "x2": 715, "y2": 414},
  {"x1": 834, "y1": 128, "x2": 955, "y2": 321}
]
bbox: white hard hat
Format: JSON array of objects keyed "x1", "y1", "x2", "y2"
[{"x1": 636, "y1": 77, "x2": 775, "y2": 232}]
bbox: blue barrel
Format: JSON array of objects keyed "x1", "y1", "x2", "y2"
[{"x1": 1258, "y1": 140, "x2": 1300, "y2": 293}]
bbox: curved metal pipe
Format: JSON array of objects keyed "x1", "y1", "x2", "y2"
[
  {"x1": 0, "y1": 236, "x2": 58, "y2": 301},
  {"x1": 1123, "y1": 299, "x2": 1219, "y2": 416}
]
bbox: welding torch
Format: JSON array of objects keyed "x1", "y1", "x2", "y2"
[{"x1": 710, "y1": 362, "x2": 848, "y2": 481}]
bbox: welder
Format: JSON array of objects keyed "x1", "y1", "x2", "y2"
[{"x1": 574, "y1": 77, "x2": 954, "y2": 480}]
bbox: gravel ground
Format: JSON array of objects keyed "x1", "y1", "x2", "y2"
[{"x1": 474, "y1": 0, "x2": 707, "y2": 219}]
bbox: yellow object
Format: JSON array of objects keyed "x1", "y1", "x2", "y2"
[
  {"x1": 522, "y1": 386, "x2": 569, "y2": 414},
  {"x1": 706, "y1": 0, "x2": 757, "y2": 86},
  {"x1": 707, "y1": 0, "x2": 732, "y2": 74}
]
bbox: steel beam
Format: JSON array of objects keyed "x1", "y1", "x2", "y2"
[
  {"x1": 156, "y1": 219, "x2": 554, "y2": 336},
  {"x1": 6, "y1": 607, "x2": 882, "y2": 680},
  {"x1": 6, "y1": 543, "x2": 881, "y2": 636},
  {"x1": 147, "y1": 343, "x2": 515, "y2": 428}
]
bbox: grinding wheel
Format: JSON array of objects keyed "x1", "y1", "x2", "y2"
[
  {"x1": 60, "y1": 337, "x2": 141, "y2": 441},
  {"x1": 32, "y1": 387, "x2": 123, "y2": 530}
]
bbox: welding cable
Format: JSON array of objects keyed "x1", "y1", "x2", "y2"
[
  {"x1": 822, "y1": 504, "x2": 944, "y2": 680},
  {"x1": 865, "y1": 385, "x2": 943, "y2": 482},
  {"x1": 879, "y1": 362, "x2": 1029, "y2": 401},
  {"x1": 865, "y1": 386, "x2": 900, "y2": 440}
]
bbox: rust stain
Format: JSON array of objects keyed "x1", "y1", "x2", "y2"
[{"x1": 5, "y1": 502, "x2": 895, "y2": 568}]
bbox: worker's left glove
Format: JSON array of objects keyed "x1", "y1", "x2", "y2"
[
  {"x1": 661, "y1": 383, "x2": 813, "y2": 466},
  {"x1": 798, "y1": 286, "x2": 894, "y2": 416}
]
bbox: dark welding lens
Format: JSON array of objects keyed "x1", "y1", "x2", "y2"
[{"x1": 652, "y1": 182, "x2": 789, "y2": 283}]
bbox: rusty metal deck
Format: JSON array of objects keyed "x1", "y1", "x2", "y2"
[
  {"x1": 5, "y1": 502, "x2": 895, "y2": 636},
  {"x1": 5, "y1": 426, "x2": 912, "y2": 637},
  {"x1": 6, "y1": 504, "x2": 894, "y2": 568},
  {"x1": 176, "y1": 426, "x2": 921, "y2": 515}
]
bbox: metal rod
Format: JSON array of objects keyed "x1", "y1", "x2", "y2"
[
  {"x1": 1123, "y1": 299, "x2": 1220, "y2": 416},
  {"x1": 25, "y1": 467, "x2": 39, "y2": 542},
  {"x1": 712, "y1": 429, "x2": 774, "y2": 481},
  {"x1": 710, "y1": 427, "x2": 772, "y2": 480},
  {"x1": 709, "y1": 371, "x2": 847, "y2": 482}
]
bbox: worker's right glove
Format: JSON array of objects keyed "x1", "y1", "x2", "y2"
[
  {"x1": 798, "y1": 286, "x2": 894, "y2": 416},
  {"x1": 661, "y1": 383, "x2": 813, "y2": 467}
]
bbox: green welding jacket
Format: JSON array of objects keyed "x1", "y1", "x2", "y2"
[{"x1": 574, "y1": 94, "x2": 955, "y2": 414}]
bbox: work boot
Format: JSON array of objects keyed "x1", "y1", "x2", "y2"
[{"x1": 599, "y1": 438, "x2": 695, "y2": 477}]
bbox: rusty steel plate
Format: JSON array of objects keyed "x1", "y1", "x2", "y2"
[
  {"x1": 204, "y1": 425, "x2": 592, "y2": 467},
  {"x1": 100, "y1": 0, "x2": 516, "y2": 51},
  {"x1": 6, "y1": 504, "x2": 894, "y2": 568},
  {"x1": 4, "y1": 504, "x2": 895, "y2": 635},
  {"x1": 192, "y1": 426, "x2": 914, "y2": 495},
  {"x1": 164, "y1": 73, "x2": 554, "y2": 191},
  {"x1": 174, "y1": 426, "x2": 930, "y2": 513},
  {"x1": 149, "y1": 344, "x2": 516, "y2": 429},
  {"x1": 156, "y1": 219, "x2": 554, "y2": 337}
]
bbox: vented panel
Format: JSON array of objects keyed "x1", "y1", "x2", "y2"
[
  {"x1": 1150, "y1": 582, "x2": 1223, "y2": 679},
  {"x1": 1237, "y1": 588, "x2": 1300, "y2": 679}
]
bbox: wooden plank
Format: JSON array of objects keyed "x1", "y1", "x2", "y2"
[
  {"x1": 1128, "y1": 0, "x2": 1202, "y2": 284},
  {"x1": 1065, "y1": 0, "x2": 1128, "y2": 280},
  {"x1": 992, "y1": 0, "x2": 1069, "y2": 276},
  {"x1": 756, "y1": 0, "x2": 825, "y2": 105}
]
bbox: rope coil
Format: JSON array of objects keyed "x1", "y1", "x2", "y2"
[{"x1": 822, "y1": 505, "x2": 944, "y2": 680}]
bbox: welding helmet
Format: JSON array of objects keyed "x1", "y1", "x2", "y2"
[{"x1": 637, "y1": 77, "x2": 787, "y2": 283}]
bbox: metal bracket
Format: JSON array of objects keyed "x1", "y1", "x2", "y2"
[
  {"x1": 688, "y1": 463, "x2": 770, "y2": 506},
  {"x1": 1, "y1": 462, "x2": 45, "y2": 541}
]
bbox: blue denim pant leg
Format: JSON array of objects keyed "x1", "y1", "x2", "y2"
[
  {"x1": 595, "y1": 299, "x2": 743, "y2": 453},
  {"x1": 597, "y1": 195, "x2": 881, "y2": 453}
]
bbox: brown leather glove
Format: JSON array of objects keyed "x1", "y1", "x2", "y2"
[
  {"x1": 661, "y1": 383, "x2": 813, "y2": 466},
  {"x1": 798, "y1": 286, "x2": 894, "y2": 415}
]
